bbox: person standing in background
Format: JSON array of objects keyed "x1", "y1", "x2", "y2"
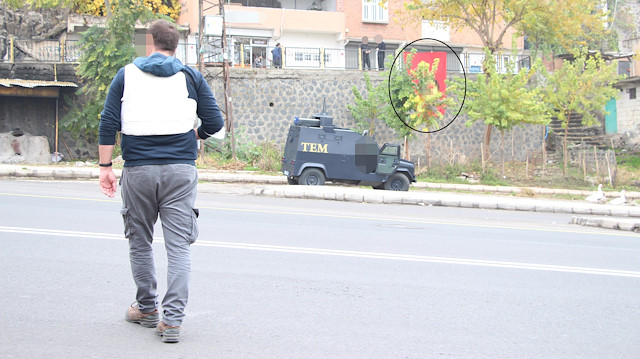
[
  {"x1": 272, "y1": 43, "x2": 282, "y2": 68},
  {"x1": 375, "y1": 35, "x2": 386, "y2": 71},
  {"x1": 360, "y1": 36, "x2": 371, "y2": 70}
]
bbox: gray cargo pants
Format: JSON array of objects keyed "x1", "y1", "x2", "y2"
[{"x1": 120, "y1": 164, "x2": 199, "y2": 326}]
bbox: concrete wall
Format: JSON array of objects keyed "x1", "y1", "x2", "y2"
[
  {"x1": 205, "y1": 67, "x2": 544, "y2": 164},
  {"x1": 0, "y1": 61, "x2": 544, "y2": 163},
  {"x1": 616, "y1": 84, "x2": 640, "y2": 134},
  {"x1": 614, "y1": 83, "x2": 640, "y2": 149}
]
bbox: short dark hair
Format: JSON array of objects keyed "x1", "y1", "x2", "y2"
[{"x1": 149, "y1": 19, "x2": 179, "y2": 52}]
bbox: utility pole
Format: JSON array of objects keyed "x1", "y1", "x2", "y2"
[
  {"x1": 220, "y1": 0, "x2": 236, "y2": 160},
  {"x1": 198, "y1": 0, "x2": 236, "y2": 160},
  {"x1": 197, "y1": 0, "x2": 205, "y2": 158}
]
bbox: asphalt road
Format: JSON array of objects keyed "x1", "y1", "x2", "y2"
[{"x1": 1, "y1": 180, "x2": 639, "y2": 358}]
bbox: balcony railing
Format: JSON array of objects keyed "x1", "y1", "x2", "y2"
[
  {"x1": 4, "y1": 39, "x2": 531, "y2": 75},
  {"x1": 3, "y1": 38, "x2": 80, "y2": 63}
]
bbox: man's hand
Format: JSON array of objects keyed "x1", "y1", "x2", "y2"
[
  {"x1": 194, "y1": 127, "x2": 202, "y2": 140},
  {"x1": 99, "y1": 167, "x2": 117, "y2": 198}
]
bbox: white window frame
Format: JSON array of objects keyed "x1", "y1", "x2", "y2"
[{"x1": 362, "y1": 0, "x2": 388, "y2": 24}]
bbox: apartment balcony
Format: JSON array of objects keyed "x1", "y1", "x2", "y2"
[
  {"x1": 229, "y1": 0, "x2": 337, "y2": 11},
  {"x1": 224, "y1": 3, "x2": 345, "y2": 40}
]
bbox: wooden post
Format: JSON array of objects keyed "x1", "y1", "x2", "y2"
[
  {"x1": 582, "y1": 149, "x2": 586, "y2": 180},
  {"x1": 606, "y1": 151, "x2": 612, "y2": 186},
  {"x1": 593, "y1": 146, "x2": 600, "y2": 182},
  {"x1": 541, "y1": 126, "x2": 546, "y2": 180},
  {"x1": 481, "y1": 143, "x2": 485, "y2": 174},
  {"x1": 9, "y1": 36, "x2": 14, "y2": 63},
  {"x1": 610, "y1": 139, "x2": 617, "y2": 186}
]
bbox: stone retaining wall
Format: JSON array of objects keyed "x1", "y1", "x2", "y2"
[{"x1": 205, "y1": 67, "x2": 544, "y2": 164}]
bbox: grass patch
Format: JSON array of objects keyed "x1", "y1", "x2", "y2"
[{"x1": 617, "y1": 152, "x2": 640, "y2": 170}]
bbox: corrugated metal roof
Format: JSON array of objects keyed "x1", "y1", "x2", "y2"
[{"x1": 0, "y1": 78, "x2": 77, "y2": 88}]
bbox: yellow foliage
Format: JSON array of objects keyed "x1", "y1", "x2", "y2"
[{"x1": 73, "y1": 0, "x2": 181, "y2": 21}]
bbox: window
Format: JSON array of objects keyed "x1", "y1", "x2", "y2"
[
  {"x1": 380, "y1": 145, "x2": 399, "y2": 156},
  {"x1": 362, "y1": 0, "x2": 388, "y2": 23},
  {"x1": 630, "y1": 88, "x2": 636, "y2": 100}
]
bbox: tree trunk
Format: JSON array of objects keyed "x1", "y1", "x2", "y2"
[
  {"x1": 425, "y1": 133, "x2": 432, "y2": 168},
  {"x1": 500, "y1": 130, "x2": 505, "y2": 178},
  {"x1": 404, "y1": 136, "x2": 410, "y2": 160},
  {"x1": 105, "y1": 0, "x2": 111, "y2": 18},
  {"x1": 563, "y1": 112, "x2": 571, "y2": 177},
  {"x1": 483, "y1": 124, "x2": 493, "y2": 162},
  {"x1": 541, "y1": 125, "x2": 547, "y2": 180}
]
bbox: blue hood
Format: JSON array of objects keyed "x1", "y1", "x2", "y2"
[{"x1": 133, "y1": 53, "x2": 184, "y2": 77}]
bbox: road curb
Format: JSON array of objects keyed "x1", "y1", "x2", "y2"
[
  {"x1": 236, "y1": 184, "x2": 640, "y2": 220},
  {"x1": 571, "y1": 216, "x2": 640, "y2": 232},
  {"x1": 4, "y1": 164, "x2": 640, "y2": 223}
]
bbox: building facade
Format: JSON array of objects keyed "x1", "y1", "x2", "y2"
[{"x1": 176, "y1": 0, "x2": 528, "y2": 71}]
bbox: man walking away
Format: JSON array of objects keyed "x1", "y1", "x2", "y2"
[
  {"x1": 272, "y1": 43, "x2": 282, "y2": 68},
  {"x1": 98, "y1": 19, "x2": 224, "y2": 343}
]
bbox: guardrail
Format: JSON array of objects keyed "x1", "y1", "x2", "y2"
[
  {"x1": 3, "y1": 38, "x2": 80, "y2": 63},
  {"x1": 4, "y1": 38, "x2": 531, "y2": 75}
]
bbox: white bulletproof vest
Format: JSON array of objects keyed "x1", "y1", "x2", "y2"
[{"x1": 120, "y1": 64, "x2": 197, "y2": 136}]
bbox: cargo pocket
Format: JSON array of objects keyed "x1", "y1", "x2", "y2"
[
  {"x1": 188, "y1": 208, "x2": 199, "y2": 244},
  {"x1": 120, "y1": 207, "x2": 133, "y2": 239}
]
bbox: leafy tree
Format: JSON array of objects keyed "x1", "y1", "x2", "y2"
[
  {"x1": 5, "y1": 0, "x2": 180, "y2": 20},
  {"x1": 4, "y1": 0, "x2": 71, "y2": 8},
  {"x1": 347, "y1": 72, "x2": 388, "y2": 136},
  {"x1": 349, "y1": 50, "x2": 456, "y2": 163},
  {"x1": 61, "y1": 0, "x2": 158, "y2": 141},
  {"x1": 348, "y1": 55, "x2": 415, "y2": 158},
  {"x1": 449, "y1": 49, "x2": 551, "y2": 175},
  {"x1": 400, "y1": 0, "x2": 608, "y2": 160},
  {"x1": 73, "y1": 0, "x2": 180, "y2": 21},
  {"x1": 402, "y1": 58, "x2": 454, "y2": 132},
  {"x1": 383, "y1": 50, "x2": 423, "y2": 159},
  {"x1": 402, "y1": 58, "x2": 456, "y2": 166},
  {"x1": 546, "y1": 50, "x2": 620, "y2": 176}
]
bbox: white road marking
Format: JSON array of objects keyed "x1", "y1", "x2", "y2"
[{"x1": 2, "y1": 225, "x2": 640, "y2": 278}]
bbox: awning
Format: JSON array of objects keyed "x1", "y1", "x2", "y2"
[
  {"x1": 0, "y1": 78, "x2": 77, "y2": 88},
  {"x1": 0, "y1": 78, "x2": 77, "y2": 98}
]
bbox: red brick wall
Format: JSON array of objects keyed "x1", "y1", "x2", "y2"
[
  {"x1": 343, "y1": 0, "x2": 420, "y2": 43},
  {"x1": 342, "y1": 0, "x2": 523, "y2": 50}
]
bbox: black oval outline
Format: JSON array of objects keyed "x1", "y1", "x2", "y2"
[{"x1": 387, "y1": 38, "x2": 467, "y2": 134}]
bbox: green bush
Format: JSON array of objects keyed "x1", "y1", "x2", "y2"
[{"x1": 204, "y1": 126, "x2": 282, "y2": 172}]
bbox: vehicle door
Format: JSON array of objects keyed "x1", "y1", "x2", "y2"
[{"x1": 376, "y1": 144, "x2": 400, "y2": 175}]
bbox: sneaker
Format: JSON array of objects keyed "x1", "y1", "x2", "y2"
[
  {"x1": 156, "y1": 321, "x2": 181, "y2": 343},
  {"x1": 125, "y1": 302, "x2": 159, "y2": 328}
]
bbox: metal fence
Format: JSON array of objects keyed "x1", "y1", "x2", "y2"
[
  {"x1": 465, "y1": 53, "x2": 531, "y2": 74},
  {"x1": 6, "y1": 39, "x2": 80, "y2": 63},
  {"x1": 4, "y1": 38, "x2": 531, "y2": 75}
]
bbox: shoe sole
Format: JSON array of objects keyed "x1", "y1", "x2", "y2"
[
  {"x1": 125, "y1": 310, "x2": 159, "y2": 328},
  {"x1": 157, "y1": 328, "x2": 180, "y2": 343}
]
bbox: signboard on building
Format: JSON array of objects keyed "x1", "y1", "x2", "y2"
[{"x1": 204, "y1": 15, "x2": 223, "y2": 36}]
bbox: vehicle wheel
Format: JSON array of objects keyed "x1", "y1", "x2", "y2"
[
  {"x1": 383, "y1": 173, "x2": 410, "y2": 191},
  {"x1": 299, "y1": 168, "x2": 325, "y2": 186},
  {"x1": 287, "y1": 177, "x2": 298, "y2": 185}
]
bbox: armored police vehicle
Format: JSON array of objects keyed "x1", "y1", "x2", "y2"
[{"x1": 281, "y1": 111, "x2": 415, "y2": 191}]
